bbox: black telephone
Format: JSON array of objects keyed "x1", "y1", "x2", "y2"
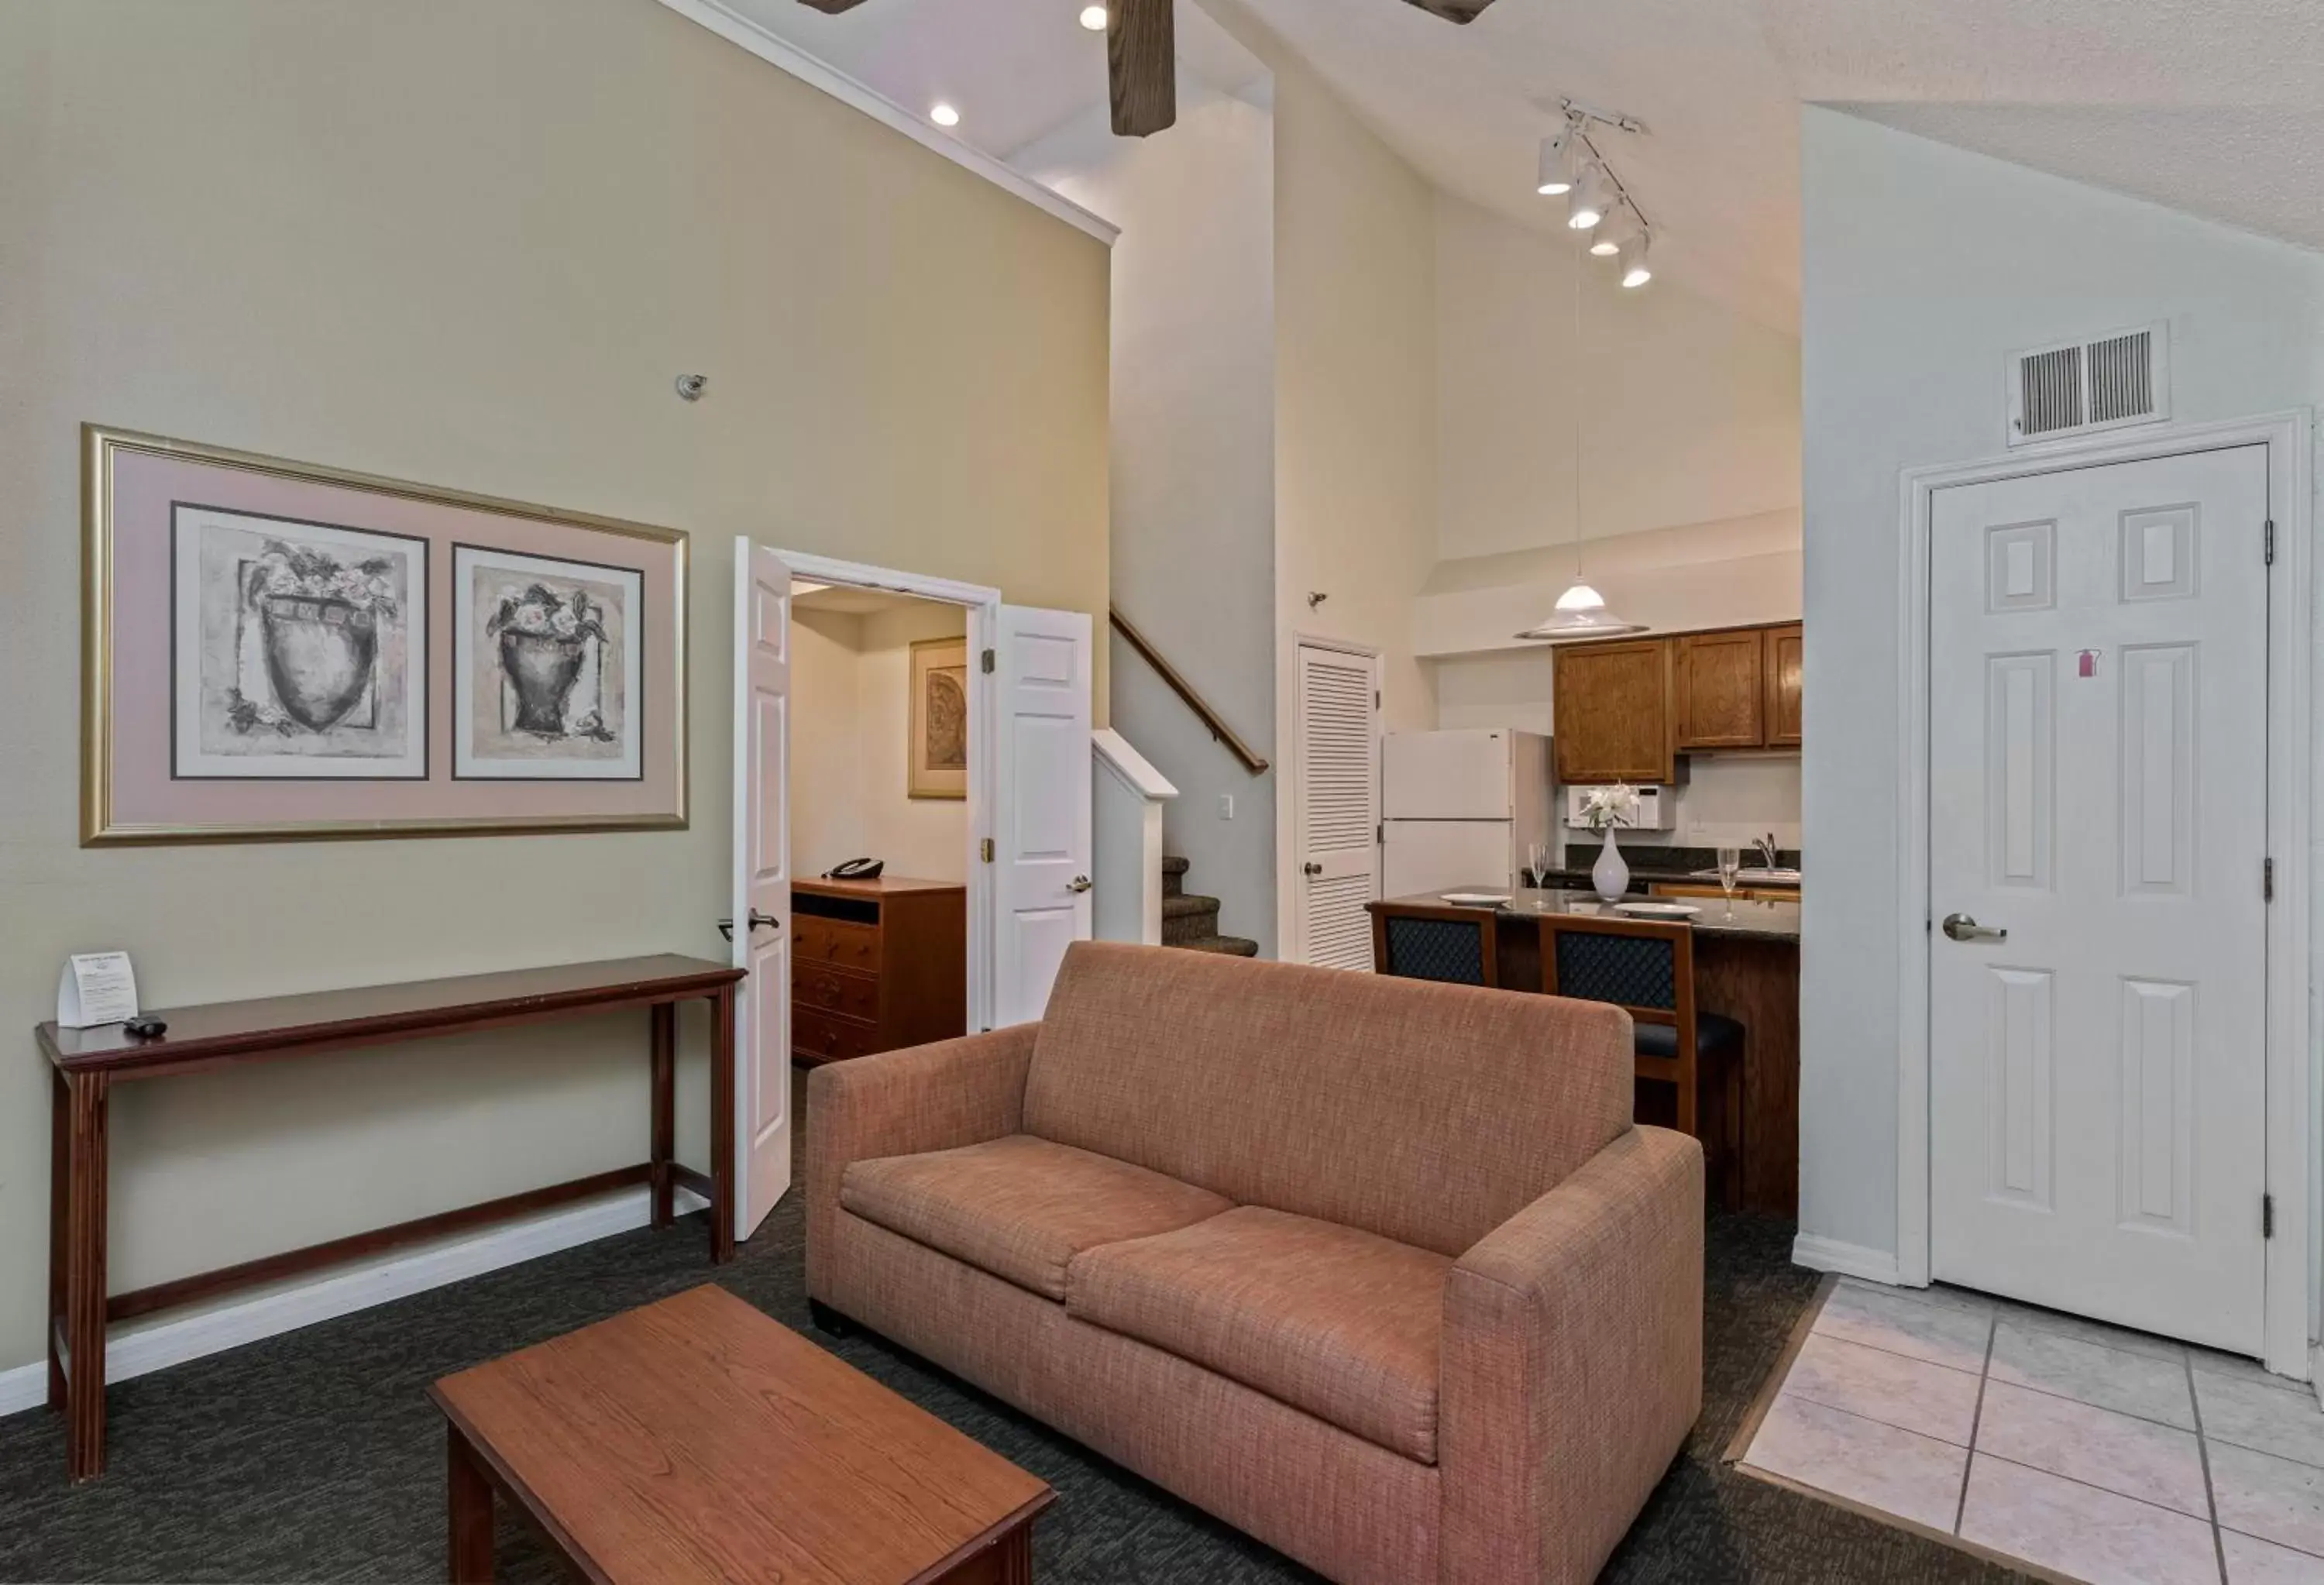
[{"x1": 827, "y1": 858, "x2": 885, "y2": 880}]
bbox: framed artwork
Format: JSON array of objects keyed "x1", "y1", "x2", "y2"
[
  {"x1": 453, "y1": 545, "x2": 644, "y2": 780},
  {"x1": 171, "y1": 507, "x2": 428, "y2": 779},
  {"x1": 908, "y1": 636, "x2": 969, "y2": 800},
  {"x1": 84, "y1": 425, "x2": 688, "y2": 844}
]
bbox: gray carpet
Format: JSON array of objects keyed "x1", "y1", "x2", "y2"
[{"x1": 0, "y1": 1081, "x2": 2031, "y2": 1583}]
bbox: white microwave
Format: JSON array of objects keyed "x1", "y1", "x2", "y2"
[{"x1": 1563, "y1": 785, "x2": 1675, "y2": 830}]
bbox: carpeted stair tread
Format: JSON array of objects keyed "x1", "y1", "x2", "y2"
[
  {"x1": 1160, "y1": 854, "x2": 1189, "y2": 898},
  {"x1": 1160, "y1": 892, "x2": 1221, "y2": 919},
  {"x1": 1177, "y1": 934, "x2": 1260, "y2": 957}
]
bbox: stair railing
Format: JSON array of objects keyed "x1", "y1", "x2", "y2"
[{"x1": 1108, "y1": 604, "x2": 1270, "y2": 775}]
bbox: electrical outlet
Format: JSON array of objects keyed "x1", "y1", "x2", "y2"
[{"x1": 1219, "y1": 794, "x2": 1235, "y2": 820}]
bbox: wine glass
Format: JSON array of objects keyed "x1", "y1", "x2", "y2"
[{"x1": 1716, "y1": 846, "x2": 1743, "y2": 918}]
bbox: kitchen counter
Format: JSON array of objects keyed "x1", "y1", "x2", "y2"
[{"x1": 1373, "y1": 886, "x2": 1800, "y2": 1216}]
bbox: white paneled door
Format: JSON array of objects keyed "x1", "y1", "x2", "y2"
[
  {"x1": 994, "y1": 606, "x2": 1094, "y2": 1026},
  {"x1": 1928, "y1": 445, "x2": 2271, "y2": 1353},
  {"x1": 1293, "y1": 641, "x2": 1382, "y2": 971},
  {"x1": 731, "y1": 541, "x2": 792, "y2": 1243}
]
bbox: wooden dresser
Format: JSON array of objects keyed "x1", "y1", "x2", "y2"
[{"x1": 791, "y1": 875, "x2": 967, "y2": 1066}]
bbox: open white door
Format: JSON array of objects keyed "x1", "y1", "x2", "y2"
[
  {"x1": 731, "y1": 540, "x2": 792, "y2": 1241},
  {"x1": 993, "y1": 606, "x2": 1094, "y2": 1026}
]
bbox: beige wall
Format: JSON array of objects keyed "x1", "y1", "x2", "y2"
[
  {"x1": 1432, "y1": 194, "x2": 1801, "y2": 565},
  {"x1": 0, "y1": 0, "x2": 1108, "y2": 1374},
  {"x1": 789, "y1": 601, "x2": 971, "y2": 885}
]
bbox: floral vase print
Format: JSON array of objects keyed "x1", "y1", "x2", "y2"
[
  {"x1": 170, "y1": 506, "x2": 427, "y2": 779},
  {"x1": 454, "y1": 545, "x2": 643, "y2": 780}
]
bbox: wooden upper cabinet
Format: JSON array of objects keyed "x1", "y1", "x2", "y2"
[
  {"x1": 1552, "y1": 639, "x2": 1676, "y2": 785},
  {"x1": 1764, "y1": 624, "x2": 1803, "y2": 748},
  {"x1": 1674, "y1": 628, "x2": 1765, "y2": 750}
]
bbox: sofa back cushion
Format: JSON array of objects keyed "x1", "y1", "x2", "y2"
[{"x1": 1021, "y1": 941, "x2": 1635, "y2": 1257}]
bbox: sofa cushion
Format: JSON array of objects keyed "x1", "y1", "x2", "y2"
[
  {"x1": 1023, "y1": 942, "x2": 1635, "y2": 1258},
  {"x1": 841, "y1": 1135, "x2": 1230, "y2": 1301},
  {"x1": 1067, "y1": 1205, "x2": 1452, "y2": 1464}
]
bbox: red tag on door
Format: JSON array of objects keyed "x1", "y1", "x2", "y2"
[{"x1": 2078, "y1": 649, "x2": 2100, "y2": 678}]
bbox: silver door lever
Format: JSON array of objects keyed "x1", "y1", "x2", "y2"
[{"x1": 1941, "y1": 913, "x2": 2006, "y2": 943}]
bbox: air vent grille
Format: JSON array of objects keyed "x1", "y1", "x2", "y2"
[{"x1": 2009, "y1": 324, "x2": 2168, "y2": 445}]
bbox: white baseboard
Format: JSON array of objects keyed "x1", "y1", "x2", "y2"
[
  {"x1": 1791, "y1": 1233, "x2": 1904, "y2": 1286},
  {"x1": 0, "y1": 1184, "x2": 708, "y2": 1418}
]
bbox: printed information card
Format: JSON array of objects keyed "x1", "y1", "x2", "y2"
[{"x1": 57, "y1": 951, "x2": 139, "y2": 1030}]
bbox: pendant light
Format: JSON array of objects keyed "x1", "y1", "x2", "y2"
[
  {"x1": 1518, "y1": 241, "x2": 1646, "y2": 641},
  {"x1": 1566, "y1": 160, "x2": 1611, "y2": 231},
  {"x1": 1535, "y1": 125, "x2": 1577, "y2": 195},
  {"x1": 1618, "y1": 229, "x2": 1653, "y2": 289}
]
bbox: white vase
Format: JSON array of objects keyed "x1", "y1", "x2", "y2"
[{"x1": 1592, "y1": 827, "x2": 1630, "y2": 902}]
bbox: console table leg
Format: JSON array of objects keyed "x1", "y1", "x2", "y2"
[
  {"x1": 48, "y1": 1068, "x2": 67, "y2": 1412},
  {"x1": 710, "y1": 985, "x2": 736, "y2": 1264},
  {"x1": 649, "y1": 1002, "x2": 676, "y2": 1229},
  {"x1": 447, "y1": 1422, "x2": 496, "y2": 1583},
  {"x1": 62, "y1": 1071, "x2": 109, "y2": 1480}
]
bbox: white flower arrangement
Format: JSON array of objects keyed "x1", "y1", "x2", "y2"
[{"x1": 1576, "y1": 782, "x2": 1639, "y2": 833}]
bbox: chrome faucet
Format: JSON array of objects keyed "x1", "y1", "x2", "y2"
[{"x1": 1755, "y1": 833, "x2": 1781, "y2": 871}]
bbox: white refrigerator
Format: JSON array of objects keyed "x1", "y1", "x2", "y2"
[{"x1": 1380, "y1": 729, "x2": 1554, "y2": 896}]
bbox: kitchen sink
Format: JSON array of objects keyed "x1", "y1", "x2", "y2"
[{"x1": 1690, "y1": 868, "x2": 1803, "y2": 885}]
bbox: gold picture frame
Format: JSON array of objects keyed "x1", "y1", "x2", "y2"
[
  {"x1": 82, "y1": 424, "x2": 690, "y2": 844},
  {"x1": 907, "y1": 636, "x2": 970, "y2": 800}
]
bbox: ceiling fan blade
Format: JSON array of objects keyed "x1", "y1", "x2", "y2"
[
  {"x1": 1400, "y1": 0, "x2": 1499, "y2": 19},
  {"x1": 1109, "y1": 0, "x2": 1176, "y2": 138},
  {"x1": 795, "y1": 0, "x2": 875, "y2": 11}
]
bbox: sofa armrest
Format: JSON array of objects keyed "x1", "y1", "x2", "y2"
[
  {"x1": 804, "y1": 1025, "x2": 1040, "y2": 1298},
  {"x1": 1438, "y1": 1126, "x2": 1703, "y2": 1585}
]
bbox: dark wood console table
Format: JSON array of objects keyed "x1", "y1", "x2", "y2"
[{"x1": 37, "y1": 953, "x2": 744, "y2": 1481}]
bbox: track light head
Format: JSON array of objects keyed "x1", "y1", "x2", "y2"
[
  {"x1": 1619, "y1": 230, "x2": 1653, "y2": 288},
  {"x1": 1566, "y1": 162, "x2": 1610, "y2": 230},
  {"x1": 1536, "y1": 125, "x2": 1578, "y2": 195}
]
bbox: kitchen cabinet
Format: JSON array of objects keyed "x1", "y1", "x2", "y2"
[
  {"x1": 1674, "y1": 628, "x2": 1765, "y2": 749},
  {"x1": 1552, "y1": 639, "x2": 1675, "y2": 785},
  {"x1": 1763, "y1": 624, "x2": 1803, "y2": 748}
]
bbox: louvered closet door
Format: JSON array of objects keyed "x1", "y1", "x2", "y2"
[{"x1": 1293, "y1": 642, "x2": 1381, "y2": 970}]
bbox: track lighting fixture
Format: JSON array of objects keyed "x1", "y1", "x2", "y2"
[
  {"x1": 1566, "y1": 162, "x2": 1611, "y2": 230},
  {"x1": 1535, "y1": 125, "x2": 1577, "y2": 195},
  {"x1": 1589, "y1": 205, "x2": 1632, "y2": 256},
  {"x1": 1619, "y1": 230, "x2": 1653, "y2": 288}
]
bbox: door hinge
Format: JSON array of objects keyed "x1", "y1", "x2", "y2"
[
  {"x1": 2265, "y1": 857, "x2": 2275, "y2": 901},
  {"x1": 2264, "y1": 1194, "x2": 2276, "y2": 1239},
  {"x1": 1374, "y1": 688, "x2": 1381, "y2": 709},
  {"x1": 981, "y1": 648, "x2": 995, "y2": 674},
  {"x1": 2265, "y1": 519, "x2": 2277, "y2": 566},
  {"x1": 980, "y1": 837, "x2": 994, "y2": 863},
  {"x1": 1377, "y1": 822, "x2": 1384, "y2": 845}
]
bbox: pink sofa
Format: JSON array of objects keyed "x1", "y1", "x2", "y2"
[{"x1": 806, "y1": 941, "x2": 1703, "y2": 1584}]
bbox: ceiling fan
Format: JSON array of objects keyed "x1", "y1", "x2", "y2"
[{"x1": 796, "y1": 0, "x2": 1501, "y2": 138}]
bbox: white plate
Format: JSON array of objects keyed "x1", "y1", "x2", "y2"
[
  {"x1": 1614, "y1": 901, "x2": 1701, "y2": 919},
  {"x1": 1439, "y1": 892, "x2": 1511, "y2": 906}
]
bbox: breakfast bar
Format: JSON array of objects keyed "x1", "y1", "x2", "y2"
[{"x1": 1373, "y1": 888, "x2": 1800, "y2": 1215}]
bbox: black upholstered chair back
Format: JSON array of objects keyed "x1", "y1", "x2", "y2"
[
  {"x1": 1368, "y1": 902, "x2": 1500, "y2": 987},
  {"x1": 1550, "y1": 928, "x2": 1677, "y2": 1011}
]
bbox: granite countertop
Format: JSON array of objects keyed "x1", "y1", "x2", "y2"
[
  {"x1": 1542, "y1": 844, "x2": 1803, "y2": 892},
  {"x1": 1381, "y1": 888, "x2": 1801, "y2": 944}
]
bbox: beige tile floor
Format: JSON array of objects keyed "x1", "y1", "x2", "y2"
[{"x1": 1740, "y1": 1279, "x2": 2324, "y2": 1584}]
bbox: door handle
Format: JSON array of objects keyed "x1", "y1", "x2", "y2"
[
  {"x1": 1941, "y1": 913, "x2": 2006, "y2": 943},
  {"x1": 1304, "y1": 862, "x2": 1322, "y2": 876},
  {"x1": 717, "y1": 913, "x2": 782, "y2": 940},
  {"x1": 1067, "y1": 875, "x2": 1093, "y2": 894}
]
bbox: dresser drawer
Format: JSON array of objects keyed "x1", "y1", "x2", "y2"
[
  {"x1": 794, "y1": 961, "x2": 879, "y2": 1024},
  {"x1": 792, "y1": 1006, "x2": 879, "y2": 1065},
  {"x1": 796, "y1": 915, "x2": 880, "y2": 972}
]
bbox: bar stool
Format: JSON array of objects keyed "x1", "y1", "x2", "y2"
[
  {"x1": 1367, "y1": 900, "x2": 1501, "y2": 987},
  {"x1": 1535, "y1": 913, "x2": 1743, "y2": 1204}
]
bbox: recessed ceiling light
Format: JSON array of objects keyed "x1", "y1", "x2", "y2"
[
  {"x1": 1079, "y1": 5, "x2": 1109, "y2": 29},
  {"x1": 930, "y1": 102, "x2": 961, "y2": 128}
]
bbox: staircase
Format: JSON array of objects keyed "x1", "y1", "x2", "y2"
[{"x1": 1160, "y1": 856, "x2": 1259, "y2": 958}]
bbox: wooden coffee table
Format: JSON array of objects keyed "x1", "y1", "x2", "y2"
[{"x1": 428, "y1": 1285, "x2": 1052, "y2": 1583}]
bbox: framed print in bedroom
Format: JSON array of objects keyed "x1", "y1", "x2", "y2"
[
  {"x1": 908, "y1": 636, "x2": 969, "y2": 800},
  {"x1": 84, "y1": 425, "x2": 689, "y2": 844},
  {"x1": 454, "y1": 545, "x2": 645, "y2": 780}
]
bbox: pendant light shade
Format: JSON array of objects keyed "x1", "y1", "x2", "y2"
[{"x1": 1516, "y1": 582, "x2": 1648, "y2": 640}]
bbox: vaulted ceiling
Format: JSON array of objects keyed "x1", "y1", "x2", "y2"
[{"x1": 717, "y1": 0, "x2": 2324, "y2": 334}]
